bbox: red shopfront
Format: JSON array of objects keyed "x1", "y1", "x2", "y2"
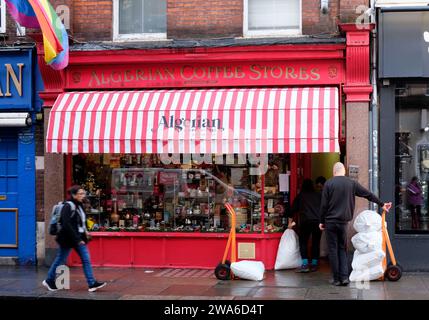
[{"x1": 40, "y1": 25, "x2": 372, "y2": 269}]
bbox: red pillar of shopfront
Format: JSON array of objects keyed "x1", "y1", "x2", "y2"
[{"x1": 39, "y1": 28, "x2": 372, "y2": 269}]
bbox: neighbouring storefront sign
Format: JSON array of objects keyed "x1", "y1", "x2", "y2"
[
  {"x1": 0, "y1": 50, "x2": 33, "y2": 110},
  {"x1": 379, "y1": 10, "x2": 429, "y2": 78},
  {"x1": 66, "y1": 60, "x2": 343, "y2": 89}
]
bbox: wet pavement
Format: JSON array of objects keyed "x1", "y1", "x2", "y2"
[{"x1": 0, "y1": 260, "x2": 428, "y2": 300}]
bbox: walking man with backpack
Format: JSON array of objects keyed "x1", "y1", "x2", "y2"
[
  {"x1": 319, "y1": 162, "x2": 392, "y2": 286},
  {"x1": 43, "y1": 185, "x2": 107, "y2": 292}
]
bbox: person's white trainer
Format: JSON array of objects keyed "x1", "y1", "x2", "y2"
[
  {"x1": 88, "y1": 281, "x2": 107, "y2": 292},
  {"x1": 42, "y1": 280, "x2": 59, "y2": 292}
]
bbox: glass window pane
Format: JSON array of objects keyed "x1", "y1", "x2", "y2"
[
  {"x1": 248, "y1": 0, "x2": 300, "y2": 31},
  {"x1": 119, "y1": 0, "x2": 143, "y2": 34},
  {"x1": 395, "y1": 83, "x2": 429, "y2": 233},
  {"x1": 0, "y1": 178, "x2": 6, "y2": 193},
  {"x1": 143, "y1": 0, "x2": 166, "y2": 33},
  {"x1": 7, "y1": 177, "x2": 17, "y2": 193},
  {"x1": 119, "y1": 0, "x2": 166, "y2": 35}
]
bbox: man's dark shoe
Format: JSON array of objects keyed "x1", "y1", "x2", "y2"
[
  {"x1": 88, "y1": 281, "x2": 107, "y2": 292},
  {"x1": 329, "y1": 279, "x2": 342, "y2": 286},
  {"x1": 296, "y1": 264, "x2": 310, "y2": 273},
  {"x1": 310, "y1": 264, "x2": 318, "y2": 272},
  {"x1": 341, "y1": 279, "x2": 350, "y2": 286},
  {"x1": 42, "y1": 279, "x2": 58, "y2": 292}
]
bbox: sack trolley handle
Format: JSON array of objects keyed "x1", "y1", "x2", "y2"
[{"x1": 382, "y1": 209, "x2": 397, "y2": 268}]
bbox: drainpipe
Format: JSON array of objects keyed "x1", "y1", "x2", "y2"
[
  {"x1": 369, "y1": 0, "x2": 379, "y2": 209},
  {"x1": 321, "y1": 0, "x2": 329, "y2": 14}
]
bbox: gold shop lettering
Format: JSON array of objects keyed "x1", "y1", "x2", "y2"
[
  {"x1": 88, "y1": 67, "x2": 176, "y2": 86},
  {"x1": 87, "y1": 64, "x2": 322, "y2": 86},
  {"x1": 0, "y1": 63, "x2": 24, "y2": 97},
  {"x1": 249, "y1": 65, "x2": 320, "y2": 81}
]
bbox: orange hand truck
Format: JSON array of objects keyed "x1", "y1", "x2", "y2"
[
  {"x1": 214, "y1": 202, "x2": 238, "y2": 280},
  {"x1": 381, "y1": 209, "x2": 402, "y2": 281}
]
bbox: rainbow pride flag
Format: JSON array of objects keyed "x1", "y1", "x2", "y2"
[
  {"x1": 5, "y1": 0, "x2": 39, "y2": 28},
  {"x1": 5, "y1": 0, "x2": 69, "y2": 70}
]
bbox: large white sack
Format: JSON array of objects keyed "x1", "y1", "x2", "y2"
[
  {"x1": 230, "y1": 260, "x2": 265, "y2": 281},
  {"x1": 349, "y1": 265, "x2": 385, "y2": 282},
  {"x1": 351, "y1": 249, "x2": 385, "y2": 270},
  {"x1": 319, "y1": 231, "x2": 329, "y2": 257},
  {"x1": 274, "y1": 229, "x2": 302, "y2": 270},
  {"x1": 353, "y1": 210, "x2": 382, "y2": 233},
  {"x1": 351, "y1": 231, "x2": 383, "y2": 253}
]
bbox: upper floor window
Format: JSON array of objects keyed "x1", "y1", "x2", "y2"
[
  {"x1": 113, "y1": 0, "x2": 166, "y2": 41},
  {"x1": 244, "y1": 0, "x2": 301, "y2": 37},
  {"x1": 0, "y1": 0, "x2": 6, "y2": 34}
]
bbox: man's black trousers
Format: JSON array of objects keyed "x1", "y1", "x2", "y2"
[{"x1": 325, "y1": 222, "x2": 349, "y2": 282}]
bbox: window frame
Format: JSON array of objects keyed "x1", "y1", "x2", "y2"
[
  {"x1": 243, "y1": 0, "x2": 302, "y2": 38},
  {"x1": 112, "y1": 0, "x2": 167, "y2": 41},
  {"x1": 0, "y1": 0, "x2": 6, "y2": 34}
]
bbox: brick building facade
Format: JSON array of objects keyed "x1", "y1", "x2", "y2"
[{"x1": 1, "y1": 0, "x2": 373, "y2": 266}]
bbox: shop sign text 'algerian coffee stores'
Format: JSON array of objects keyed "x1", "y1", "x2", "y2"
[{"x1": 67, "y1": 60, "x2": 343, "y2": 89}]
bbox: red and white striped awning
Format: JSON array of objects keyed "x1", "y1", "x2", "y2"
[{"x1": 46, "y1": 87, "x2": 339, "y2": 154}]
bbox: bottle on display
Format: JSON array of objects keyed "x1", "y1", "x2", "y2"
[
  {"x1": 153, "y1": 175, "x2": 159, "y2": 196},
  {"x1": 132, "y1": 214, "x2": 139, "y2": 228},
  {"x1": 110, "y1": 200, "x2": 120, "y2": 226}
]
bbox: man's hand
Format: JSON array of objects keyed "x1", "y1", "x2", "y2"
[
  {"x1": 288, "y1": 221, "x2": 296, "y2": 229},
  {"x1": 319, "y1": 223, "x2": 325, "y2": 231},
  {"x1": 382, "y1": 202, "x2": 392, "y2": 212},
  {"x1": 79, "y1": 241, "x2": 85, "y2": 246}
]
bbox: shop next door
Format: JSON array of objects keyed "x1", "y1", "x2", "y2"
[{"x1": 0, "y1": 130, "x2": 19, "y2": 255}]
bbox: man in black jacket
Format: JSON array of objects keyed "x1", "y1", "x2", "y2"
[
  {"x1": 43, "y1": 185, "x2": 107, "y2": 292},
  {"x1": 319, "y1": 162, "x2": 391, "y2": 286}
]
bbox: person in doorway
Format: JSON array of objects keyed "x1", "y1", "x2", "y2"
[
  {"x1": 407, "y1": 176, "x2": 423, "y2": 229},
  {"x1": 42, "y1": 185, "x2": 107, "y2": 292},
  {"x1": 289, "y1": 179, "x2": 322, "y2": 273},
  {"x1": 315, "y1": 176, "x2": 326, "y2": 193},
  {"x1": 319, "y1": 162, "x2": 392, "y2": 286}
]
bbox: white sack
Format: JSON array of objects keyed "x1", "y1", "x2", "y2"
[
  {"x1": 274, "y1": 229, "x2": 302, "y2": 270},
  {"x1": 351, "y1": 231, "x2": 383, "y2": 253},
  {"x1": 351, "y1": 249, "x2": 385, "y2": 270},
  {"x1": 319, "y1": 231, "x2": 329, "y2": 257},
  {"x1": 349, "y1": 264, "x2": 385, "y2": 282},
  {"x1": 230, "y1": 260, "x2": 265, "y2": 281},
  {"x1": 353, "y1": 210, "x2": 382, "y2": 233}
]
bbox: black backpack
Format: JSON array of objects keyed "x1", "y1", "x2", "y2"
[{"x1": 49, "y1": 201, "x2": 76, "y2": 236}]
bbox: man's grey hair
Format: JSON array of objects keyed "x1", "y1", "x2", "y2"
[{"x1": 333, "y1": 162, "x2": 346, "y2": 176}]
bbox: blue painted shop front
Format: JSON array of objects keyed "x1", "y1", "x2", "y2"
[{"x1": 0, "y1": 47, "x2": 43, "y2": 265}]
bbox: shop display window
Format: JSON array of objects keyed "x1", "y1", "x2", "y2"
[
  {"x1": 72, "y1": 154, "x2": 290, "y2": 233},
  {"x1": 395, "y1": 82, "x2": 429, "y2": 233}
]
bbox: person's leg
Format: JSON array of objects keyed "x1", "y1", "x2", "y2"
[
  {"x1": 296, "y1": 223, "x2": 311, "y2": 272},
  {"x1": 46, "y1": 247, "x2": 72, "y2": 283},
  {"x1": 337, "y1": 223, "x2": 349, "y2": 283},
  {"x1": 416, "y1": 205, "x2": 421, "y2": 229},
  {"x1": 310, "y1": 222, "x2": 322, "y2": 269},
  {"x1": 410, "y1": 205, "x2": 418, "y2": 229},
  {"x1": 325, "y1": 224, "x2": 340, "y2": 282},
  {"x1": 299, "y1": 223, "x2": 311, "y2": 263},
  {"x1": 75, "y1": 243, "x2": 96, "y2": 287}
]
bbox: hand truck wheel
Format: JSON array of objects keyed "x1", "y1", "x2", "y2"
[
  {"x1": 215, "y1": 263, "x2": 231, "y2": 280},
  {"x1": 385, "y1": 263, "x2": 402, "y2": 281}
]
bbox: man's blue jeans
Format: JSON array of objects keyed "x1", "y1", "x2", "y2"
[{"x1": 47, "y1": 243, "x2": 96, "y2": 287}]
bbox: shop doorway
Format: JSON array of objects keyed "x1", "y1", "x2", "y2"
[{"x1": 0, "y1": 129, "x2": 19, "y2": 255}]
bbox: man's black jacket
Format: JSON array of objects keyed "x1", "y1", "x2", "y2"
[{"x1": 320, "y1": 176, "x2": 384, "y2": 224}]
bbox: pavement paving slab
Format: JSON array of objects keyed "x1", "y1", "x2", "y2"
[
  {"x1": 0, "y1": 261, "x2": 429, "y2": 300},
  {"x1": 252, "y1": 287, "x2": 308, "y2": 299}
]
